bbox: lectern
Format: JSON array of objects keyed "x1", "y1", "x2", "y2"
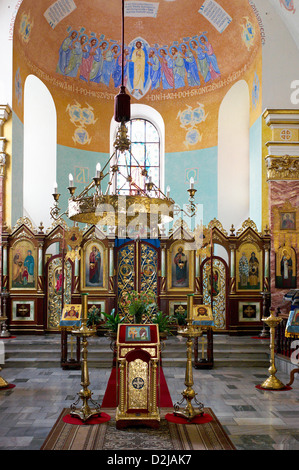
[{"x1": 116, "y1": 324, "x2": 160, "y2": 429}]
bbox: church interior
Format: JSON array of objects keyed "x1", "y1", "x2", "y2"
[{"x1": 0, "y1": 0, "x2": 299, "y2": 453}]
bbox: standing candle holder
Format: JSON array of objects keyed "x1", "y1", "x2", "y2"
[
  {"x1": 259, "y1": 308, "x2": 286, "y2": 390},
  {"x1": 70, "y1": 293, "x2": 101, "y2": 421},
  {"x1": 0, "y1": 367, "x2": 9, "y2": 389},
  {"x1": 174, "y1": 294, "x2": 204, "y2": 420},
  {"x1": 1, "y1": 290, "x2": 11, "y2": 338},
  {"x1": 259, "y1": 290, "x2": 270, "y2": 338}
]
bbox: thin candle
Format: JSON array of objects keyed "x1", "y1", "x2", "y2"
[{"x1": 96, "y1": 163, "x2": 101, "y2": 178}]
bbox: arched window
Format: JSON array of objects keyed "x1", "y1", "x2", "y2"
[
  {"x1": 115, "y1": 118, "x2": 160, "y2": 194},
  {"x1": 110, "y1": 104, "x2": 164, "y2": 196}
]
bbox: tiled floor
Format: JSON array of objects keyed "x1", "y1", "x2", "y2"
[{"x1": 0, "y1": 334, "x2": 298, "y2": 451}]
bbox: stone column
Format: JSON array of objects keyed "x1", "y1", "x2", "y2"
[
  {"x1": 263, "y1": 109, "x2": 299, "y2": 312},
  {"x1": 0, "y1": 105, "x2": 11, "y2": 304}
]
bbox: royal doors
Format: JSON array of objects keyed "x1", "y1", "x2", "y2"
[
  {"x1": 201, "y1": 256, "x2": 228, "y2": 330},
  {"x1": 116, "y1": 240, "x2": 159, "y2": 321}
]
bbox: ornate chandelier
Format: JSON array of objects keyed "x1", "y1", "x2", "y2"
[{"x1": 66, "y1": 122, "x2": 174, "y2": 229}]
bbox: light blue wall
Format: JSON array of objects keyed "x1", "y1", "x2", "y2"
[
  {"x1": 11, "y1": 111, "x2": 24, "y2": 225},
  {"x1": 10, "y1": 131, "x2": 260, "y2": 231},
  {"x1": 249, "y1": 116, "x2": 262, "y2": 230},
  {"x1": 165, "y1": 147, "x2": 218, "y2": 227}
]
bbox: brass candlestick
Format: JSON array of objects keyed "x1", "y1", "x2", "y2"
[
  {"x1": 0, "y1": 367, "x2": 9, "y2": 389},
  {"x1": 174, "y1": 294, "x2": 204, "y2": 420},
  {"x1": 259, "y1": 308, "x2": 286, "y2": 390},
  {"x1": 70, "y1": 293, "x2": 101, "y2": 421}
]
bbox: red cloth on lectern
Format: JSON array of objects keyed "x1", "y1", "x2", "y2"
[{"x1": 101, "y1": 366, "x2": 173, "y2": 408}]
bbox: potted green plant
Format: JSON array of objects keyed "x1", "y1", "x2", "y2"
[
  {"x1": 102, "y1": 308, "x2": 125, "y2": 338},
  {"x1": 174, "y1": 309, "x2": 187, "y2": 327},
  {"x1": 123, "y1": 290, "x2": 156, "y2": 323},
  {"x1": 152, "y1": 311, "x2": 174, "y2": 338}
]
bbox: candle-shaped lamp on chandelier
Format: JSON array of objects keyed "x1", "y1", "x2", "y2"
[{"x1": 68, "y1": 173, "x2": 76, "y2": 196}]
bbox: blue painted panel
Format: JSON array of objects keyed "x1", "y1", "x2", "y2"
[{"x1": 165, "y1": 146, "x2": 218, "y2": 226}]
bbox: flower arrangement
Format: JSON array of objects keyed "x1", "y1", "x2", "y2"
[
  {"x1": 122, "y1": 289, "x2": 157, "y2": 323},
  {"x1": 87, "y1": 305, "x2": 102, "y2": 328}
]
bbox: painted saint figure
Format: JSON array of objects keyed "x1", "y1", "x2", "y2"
[
  {"x1": 190, "y1": 39, "x2": 211, "y2": 84},
  {"x1": 239, "y1": 252, "x2": 249, "y2": 287},
  {"x1": 65, "y1": 306, "x2": 79, "y2": 319},
  {"x1": 131, "y1": 40, "x2": 146, "y2": 95},
  {"x1": 89, "y1": 42, "x2": 103, "y2": 83},
  {"x1": 101, "y1": 43, "x2": 114, "y2": 86},
  {"x1": 24, "y1": 249, "x2": 34, "y2": 285},
  {"x1": 89, "y1": 245, "x2": 101, "y2": 284},
  {"x1": 170, "y1": 46, "x2": 186, "y2": 89},
  {"x1": 79, "y1": 37, "x2": 99, "y2": 82},
  {"x1": 180, "y1": 43, "x2": 201, "y2": 87},
  {"x1": 158, "y1": 48, "x2": 174, "y2": 89},
  {"x1": 199, "y1": 35, "x2": 220, "y2": 80},
  {"x1": 111, "y1": 44, "x2": 122, "y2": 87},
  {"x1": 173, "y1": 246, "x2": 187, "y2": 285},
  {"x1": 13, "y1": 249, "x2": 23, "y2": 285},
  {"x1": 55, "y1": 268, "x2": 63, "y2": 293},
  {"x1": 56, "y1": 30, "x2": 78, "y2": 75},
  {"x1": 209, "y1": 270, "x2": 219, "y2": 297},
  {"x1": 280, "y1": 250, "x2": 293, "y2": 288},
  {"x1": 65, "y1": 34, "x2": 88, "y2": 78},
  {"x1": 148, "y1": 48, "x2": 161, "y2": 90},
  {"x1": 248, "y1": 252, "x2": 259, "y2": 287},
  {"x1": 281, "y1": 213, "x2": 295, "y2": 230}
]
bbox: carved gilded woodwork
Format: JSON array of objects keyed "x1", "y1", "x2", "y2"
[
  {"x1": 236, "y1": 218, "x2": 260, "y2": 236},
  {"x1": 265, "y1": 155, "x2": 299, "y2": 181},
  {"x1": 128, "y1": 358, "x2": 148, "y2": 410},
  {"x1": 116, "y1": 324, "x2": 160, "y2": 428},
  {"x1": 202, "y1": 257, "x2": 227, "y2": 329},
  {"x1": 47, "y1": 257, "x2": 72, "y2": 329},
  {"x1": 117, "y1": 243, "x2": 136, "y2": 319},
  {"x1": 272, "y1": 201, "x2": 299, "y2": 252}
]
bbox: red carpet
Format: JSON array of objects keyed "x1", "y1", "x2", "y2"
[
  {"x1": 102, "y1": 366, "x2": 173, "y2": 408},
  {"x1": 251, "y1": 336, "x2": 269, "y2": 340},
  {"x1": 62, "y1": 412, "x2": 111, "y2": 425},
  {"x1": 165, "y1": 412, "x2": 213, "y2": 424}
]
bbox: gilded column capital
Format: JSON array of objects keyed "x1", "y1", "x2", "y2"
[
  {"x1": 265, "y1": 155, "x2": 299, "y2": 181},
  {"x1": 0, "y1": 150, "x2": 6, "y2": 177},
  {"x1": 0, "y1": 104, "x2": 11, "y2": 130}
]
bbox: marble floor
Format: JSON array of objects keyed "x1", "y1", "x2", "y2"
[{"x1": 0, "y1": 334, "x2": 298, "y2": 452}]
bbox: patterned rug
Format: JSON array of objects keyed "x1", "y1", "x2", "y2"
[{"x1": 41, "y1": 408, "x2": 235, "y2": 450}]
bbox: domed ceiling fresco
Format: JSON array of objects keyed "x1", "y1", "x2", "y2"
[{"x1": 12, "y1": 0, "x2": 262, "y2": 152}]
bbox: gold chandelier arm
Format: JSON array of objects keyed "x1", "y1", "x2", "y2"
[{"x1": 101, "y1": 151, "x2": 116, "y2": 174}]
